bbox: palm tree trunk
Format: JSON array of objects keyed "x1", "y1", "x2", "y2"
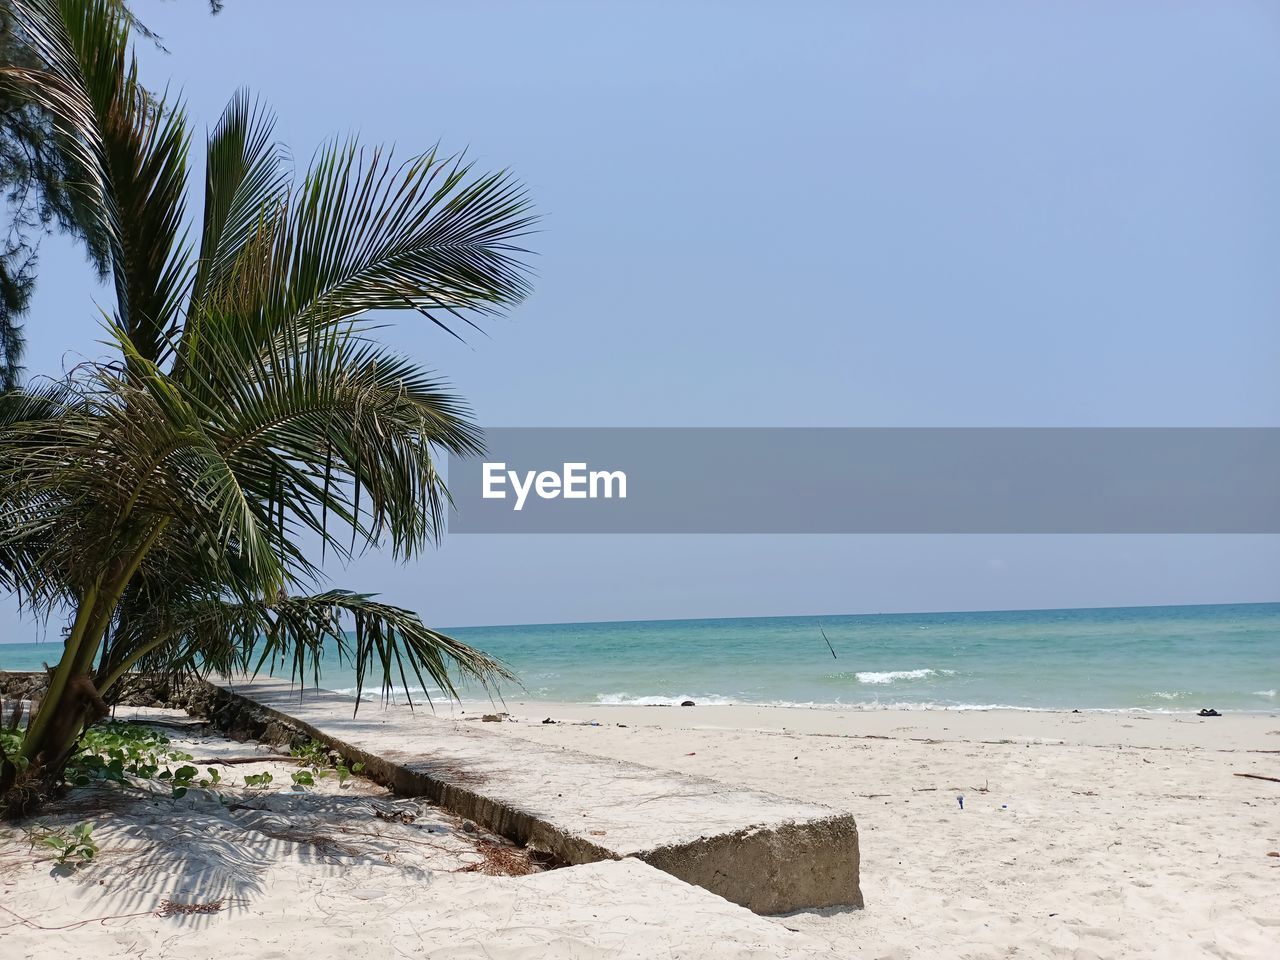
[
  {"x1": 15, "y1": 582, "x2": 102, "y2": 761},
  {"x1": 1, "y1": 520, "x2": 169, "y2": 815}
]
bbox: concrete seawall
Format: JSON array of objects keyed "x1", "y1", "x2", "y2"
[{"x1": 194, "y1": 676, "x2": 862, "y2": 914}]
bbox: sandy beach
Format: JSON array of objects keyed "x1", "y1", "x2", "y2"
[
  {"x1": 2, "y1": 701, "x2": 1277, "y2": 959},
  {"x1": 475, "y1": 702, "x2": 1280, "y2": 959}
]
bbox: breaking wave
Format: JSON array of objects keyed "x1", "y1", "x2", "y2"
[
  {"x1": 331, "y1": 685, "x2": 445, "y2": 700},
  {"x1": 852, "y1": 668, "x2": 956, "y2": 684}
]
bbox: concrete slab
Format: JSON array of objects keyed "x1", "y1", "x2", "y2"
[
  {"x1": 194, "y1": 676, "x2": 862, "y2": 914},
  {"x1": 423, "y1": 857, "x2": 845, "y2": 959}
]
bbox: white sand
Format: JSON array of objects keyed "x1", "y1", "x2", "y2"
[
  {"x1": 3, "y1": 704, "x2": 1278, "y2": 958},
  {"x1": 475, "y1": 702, "x2": 1280, "y2": 959}
]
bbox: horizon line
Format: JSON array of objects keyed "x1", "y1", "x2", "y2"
[{"x1": 2, "y1": 599, "x2": 1275, "y2": 646}]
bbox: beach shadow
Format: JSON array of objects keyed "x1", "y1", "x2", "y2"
[{"x1": 21, "y1": 779, "x2": 464, "y2": 930}]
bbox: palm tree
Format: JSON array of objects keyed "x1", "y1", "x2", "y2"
[{"x1": 0, "y1": 0, "x2": 533, "y2": 813}]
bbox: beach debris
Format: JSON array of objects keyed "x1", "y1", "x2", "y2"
[
  {"x1": 541, "y1": 717, "x2": 557, "y2": 724},
  {"x1": 373, "y1": 807, "x2": 417, "y2": 825},
  {"x1": 457, "y1": 838, "x2": 540, "y2": 876},
  {"x1": 680, "y1": 700, "x2": 696, "y2": 707},
  {"x1": 957, "y1": 795, "x2": 964, "y2": 810},
  {"x1": 685, "y1": 752, "x2": 696, "y2": 756},
  {"x1": 1234, "y1": 772, "x2": 1280, "y2": 784},
  {"x1": 818, "y1": 622, "x2": 838, "y2": 659},
  {"x1": 1267, "y1": 851, "x2": 1279, "y2": 857},
  {"x1": 156, "y1": 898, "x2": 228, "y2": 918},
  {"x1": 616, "y1": 723, "x2": 628, "y2": 728},
  {"x1": 1197, "y1": 708, "x2": 1222, "y2": 717},
  {"x1": 946, "y1": 780, "x2": 990, "y2": 794},
  {"x1": 481, "y1": 713, "x2": 507, "y2": 722},
  {"x1": 461, "y1": 819, "x2": 477, "y2": 833}
]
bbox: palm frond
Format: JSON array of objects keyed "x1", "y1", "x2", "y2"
[
  {"x1": 189, "y1": 89, "x2": 290, "y2": 314},
  {"x1": 0, "y1": 377, "x2": 78, "y2": 429},
  {"x1": 184, "y1": 314, "x2": 482, "y2": 561},
  {"x1": 197, "y1": 141, "x2": 536, "y2": 357},
  {"x1": 0, "y1": 348, "x2": 287, "y2": 608},
  {"x1": 106, "y1": 590, "x2": 514, "y2": 709},
  {"x1": 0, "y1": 0, "x2": 192, "y2": 367}
]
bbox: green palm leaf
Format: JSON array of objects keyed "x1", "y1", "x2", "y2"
[
  {"x1": 196, "y1": 141, "x2": 535, "y2": 357},
  {"x1": 190, "y1": 89, "x2": 290, "y2": 312}
]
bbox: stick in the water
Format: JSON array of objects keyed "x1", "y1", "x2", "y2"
[{"x1": 818, "y1": 623, "x2": 838, "y2": 659}]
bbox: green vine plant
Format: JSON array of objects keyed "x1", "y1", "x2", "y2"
[
  {"x1": 36, "y1": 822, "x2": 98, "y2": 866},
  {"x1": 4, "y1": 723, "x2": 368, "y2": 804},
  {"x1": 290, "y1": 740, "x2": 330, "y2": 768},
  {"x1": 0, "y1": 728, "x2": 26, "y2": 774},
  {"x1": 289, "y1": 738, "x2": 365, "y2": 789},
  {"x1": 3, "y1": 721, "x2": 227, "y2": 800},
  {"x1": 335, "y1": 761, "x2": 365, "y2": 788},
  {"x1": 69, "y1": 723, "x2": 199, "y2": 798}
]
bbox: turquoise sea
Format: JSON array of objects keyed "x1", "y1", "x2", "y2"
[{"x1": 2, "y1": 603, "x2": 1277, "y2": 712}]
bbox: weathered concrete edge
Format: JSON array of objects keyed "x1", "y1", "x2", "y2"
[{"x1": 186, "y1": 679, "x2": 862, "y2": 914}]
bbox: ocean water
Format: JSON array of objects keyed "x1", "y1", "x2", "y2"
[{"x1": 2, "y1": 603, "x2": 1277, "y2": 712}]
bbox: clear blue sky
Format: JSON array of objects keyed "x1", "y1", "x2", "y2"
[{"x1": 4, "y1": 0, "x2": 1278, "y2": 639}]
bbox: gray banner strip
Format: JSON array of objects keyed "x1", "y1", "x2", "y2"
[{"x1": 446, "y1": 428, "x2": 1280, "y2": 533}]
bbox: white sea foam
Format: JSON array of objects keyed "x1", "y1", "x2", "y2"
[
  {"x1": 854, "y1": 668, "x2": 955, "y2": 684},
  {"x1": 1149, "y1": 691, "x2": 1189, "y2": 700},
  {"x1": 1253, "y1": 689, "x2": 1277, "y2": 698},
  {"x1": 594, "y1": 693, "x2": 738, "y2": 706},
  {"x1": 331, "y1": 685, "x2": 445, "y2": 700}
]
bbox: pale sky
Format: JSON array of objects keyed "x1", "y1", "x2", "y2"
[{"x1": 4, "y1": 0, "x2": 1278, "y2": 639}]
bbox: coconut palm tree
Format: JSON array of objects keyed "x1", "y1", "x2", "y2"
[{"x1": 0, "y1": 0, "x2": 532, "y2": 813}]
